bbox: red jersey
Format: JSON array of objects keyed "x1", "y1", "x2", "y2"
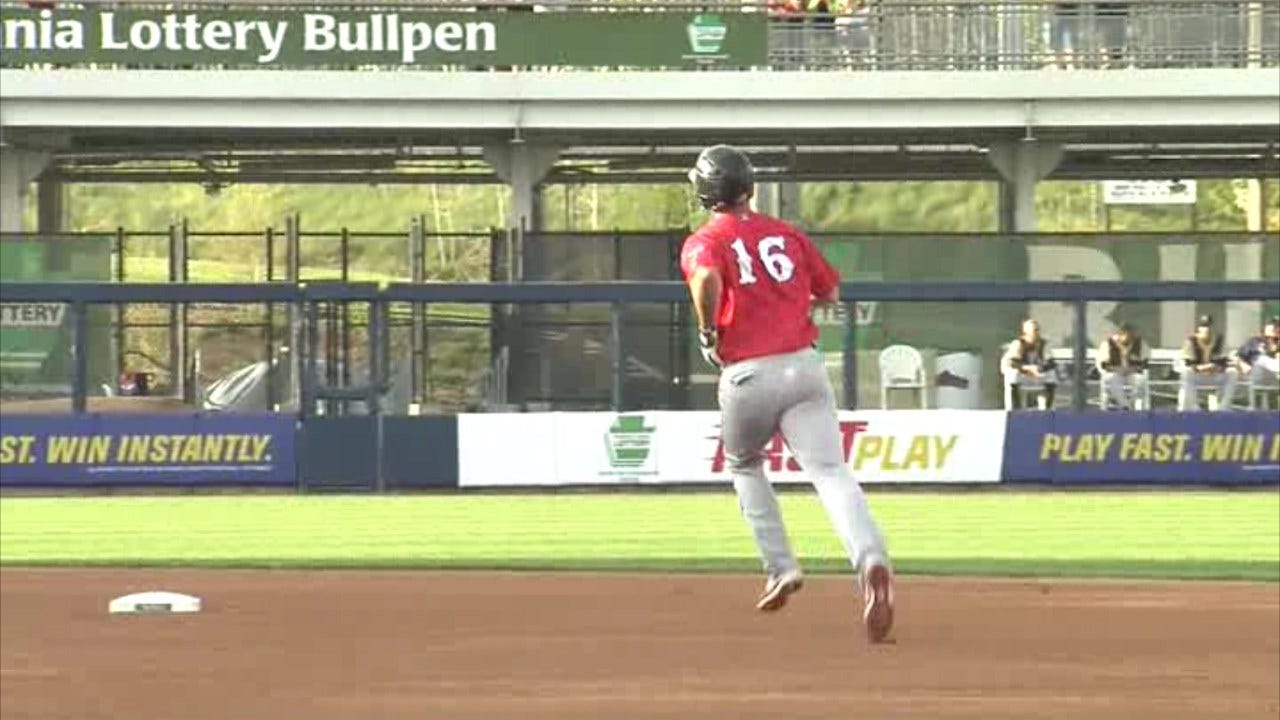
[{"x1": 680, "y1": 211, "x2": 839, "y2": 365}]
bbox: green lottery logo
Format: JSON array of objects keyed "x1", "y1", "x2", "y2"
[
  {"x1": 687, "y1": 14, "x2": 727, "y2": 55},
  {"x1": 604, "y1": 415, "x2": 657, "y2": 473}
]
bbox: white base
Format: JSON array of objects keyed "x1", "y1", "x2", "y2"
[{"x1": 108, "y1": 591, "x2": 202, "y2": 614}]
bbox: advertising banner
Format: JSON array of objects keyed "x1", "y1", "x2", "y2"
[
  {"x1": 0, "y1": 234, "x2": 113, "y2": 394},
  {"x1": 1101, "y1": 180, "x2": 1197, "y2": 205},
  {"x1": 458, "y1": 410, "x2": 1006, "y2": 487},
  {"x1": 1002, "y1": 410, "x2": 1280, "y2": 485},
  {"x1": 0, "y1": 8, "x2": 767, "y2": 68},
  {"x1": 0, "y1": 413, "x2": 296, "y2": 486}
]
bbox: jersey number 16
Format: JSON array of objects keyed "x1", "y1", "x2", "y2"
[{"x1": 730, "y1": 236, "x2": 795, "y2": 285}]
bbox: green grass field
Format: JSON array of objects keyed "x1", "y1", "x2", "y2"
[{"x1": 2, "y1": 491, "x2": 1277, "y2": 581}]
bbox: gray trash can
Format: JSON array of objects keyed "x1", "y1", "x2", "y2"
[{"x1": 935, "y1": 352, "x2": 983, "y2": 409}]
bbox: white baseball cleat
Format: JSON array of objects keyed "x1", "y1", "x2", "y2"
[
  {"x1": 861, "y1": 562, "x2": 895, "y2": 643},
  {"x1": 756, "y1": 568, "x2": 804, "y2": 612}
]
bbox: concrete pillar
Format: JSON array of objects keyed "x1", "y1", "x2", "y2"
[
  {"x1": 37, "y1": 179, "x2": 64, "y2": 234},
  {"x1": 753, "y1": 182, "x2": 776, "y2": 215},
  {"x1": 777, "y1": 182, "x2": 801, "y2": 222},
  {"x1": 754, "y1": 182, "x2": 801, "y2": 222},
  {"x1": 483, "y1": 142, "x2": 560, "y2": 231},
  {"x1": 0, "y1": 148, "x2": 50, "y2": 233},
  {"x1": 987, "y1": 140, "x2": 1063, "y2": 232},
  {"x1": 996, "y1": 180, "x2": 1017, "y2": 233},
  {"x1": 483, "y1": 142, "x2": 560, "y2": 409}
]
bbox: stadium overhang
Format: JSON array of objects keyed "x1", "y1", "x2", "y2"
[
  {"x1": 2, "y1": 68, "x2": 1277, "y2": 142},
  {"x1": 1, "y1": 67, "x2": 1277, "y2": 191}
]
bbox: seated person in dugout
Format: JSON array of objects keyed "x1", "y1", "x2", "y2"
[
  {"x1": 1179, "y1": 315, "x2": 1238, "y2": 411},
  {"x1": 1236, "y1": 315, "x2": 1280, "y2": 389},
  {"x1": 1096, "y1": 322, "x2": 1149, "y2": 410},
  {"x1": 1002, "y1": 318, "x2": 1059, "y2": 409}
]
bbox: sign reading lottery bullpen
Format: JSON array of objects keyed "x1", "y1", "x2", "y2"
[
  {"x1": 0, "y1": 7, "x2": 766, "y2": 68},
  {"x1": 457, "y1": 410, "x2": 1006, "y2": 487}
]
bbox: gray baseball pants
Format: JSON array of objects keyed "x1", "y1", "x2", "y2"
[{"x1": 717, "y1": 346, "x2": 890, "y2": 579}]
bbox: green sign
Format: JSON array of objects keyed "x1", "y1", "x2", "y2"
[
  {"x1": 0, "y1": 235, "x2": 112, "y2": 394},
  {"x1": 0, "y1": 8, "x2": 767, "y2": 68},
  {"x1": 604, "y1": 414, "x2": 656, "y2": 471}
]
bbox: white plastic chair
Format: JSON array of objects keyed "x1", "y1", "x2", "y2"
[
  {"x1": 878, "y1": 344, "x2": 928, "y2": 409},
  {"x1": 1241, "y1": 355, "x2": 1279, "y2": 409},
  {"x1": 1097, "y1": 371, "x2": 1151, "y2": 410},
  {"x1": 1244, "y1": 366, "x2": 1274, "y2": 407}
]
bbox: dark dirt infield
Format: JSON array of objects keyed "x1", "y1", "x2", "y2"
[{"x1": 1, "y1": 568, "x2": 1277, "y2": 720}]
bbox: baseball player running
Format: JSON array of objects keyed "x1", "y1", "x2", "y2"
[{"x1": 680, "y1": 144, "x2": 895, "y2": 644}]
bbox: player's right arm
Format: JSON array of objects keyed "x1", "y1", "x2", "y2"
[
  {"x1": 680, "y1": 233, "x2": 727, "y2": 368},
  {"x1": 687, "y1": 267, "x2": 722, "y2": 333},
  {"x1": 680, "y1": 234, "x2": 724, "y2": 331}
]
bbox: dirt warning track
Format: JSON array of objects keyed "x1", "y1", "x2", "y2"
[{"x1": 1, "y1": 569, "x2": 1277, "y2": 720}]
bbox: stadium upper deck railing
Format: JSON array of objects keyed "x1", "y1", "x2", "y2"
[{"x1": 0, "y1": 0, "x2": 1275, "y2": 71}]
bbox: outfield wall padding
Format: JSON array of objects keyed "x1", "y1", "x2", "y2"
[
  {"x1": 0, "y1": 413, "x2": 296, "y2": 487},
  {"x1": 1002, "y1": 410, "x2": 1280, "y2": 485},
  {"x1": 3, "y1": 411, "x2": 1275, "y2": 488},
  {"x1": 382, "y1": 416, "x2": 458, "y2": 490}
]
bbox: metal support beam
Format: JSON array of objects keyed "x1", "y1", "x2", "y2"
[
  {"x1": 340, "y1": 228, "x2": 352, "y2": 394},
  {"x1": 610, "y1": 301, "x2": 625, "y2": 411},
  {"x1": 286, "y1": 212, "x2": 302, "y2": 411},
  {"x1": 842, "y1": 301, "x2": 858, "y2": 410},
  {"x1": 367, "y1": 299, "x2": 383, "y2": 417},
  {"x1": 264, "y1": 226, "x2": 278, "y2": 410},
  {"x1": 113, "y1": 226, "x2": 126, "y2": 389},
  {"x1": 71, "y1": 301, "x2": 88, "y2": 414},
  {"x1": 303, "y1": 297, "x2": 319, "y2": 418},
  {"x1": 409, "y1": 216, "x2": 428, "y2": 407},
  {"x1": 166, "y1": 222, "x2": 188, "y2": 400},
  {"x1": 1072, "y1": 299, "x2": 1089, "y2": 411}
]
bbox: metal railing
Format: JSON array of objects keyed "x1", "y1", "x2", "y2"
[
  {"x1": 2, "y1": 280, "x2": 1275, "y2": 414},
  {"x1": 1, "y1": 0, "x2": 1274, "y2": 70},
  {"x1": 5, "y1": 228, "x2": 1276, "y2": 411},
  {"x1": 773, "y1": 0, "x2": 1280, "y2": 70}
]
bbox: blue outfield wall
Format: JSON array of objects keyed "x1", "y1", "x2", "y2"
[
  {"x1": 0, "y1": 413, "x2": 461, "y2": 489},
  {"x1": 0, "y1": 413, "x2": 297, "y2": 487},
  {"x1": 1003, "y1": 411, "x2": 1280, "y2": 485},
  {"x1": 1, "y1": 411, "x2": 1276, "y2": 488},
  {"x1": 294, "y1": 415, "x2": 459, "y2": 490}
]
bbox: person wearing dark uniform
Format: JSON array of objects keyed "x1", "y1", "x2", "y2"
[
  {"x1": 1179, "y1": 315, "x2": 1237, "y2": 411},
  {"x1": 1236, "y1": 316, "x2": 1279, "y2": 408},
  {"x1": 1002, "y1": 319, "x2": 1059, "y2": 410},
  {"x1": 1096, "y1": 323, "x2": 1149, "y2": 410}
]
